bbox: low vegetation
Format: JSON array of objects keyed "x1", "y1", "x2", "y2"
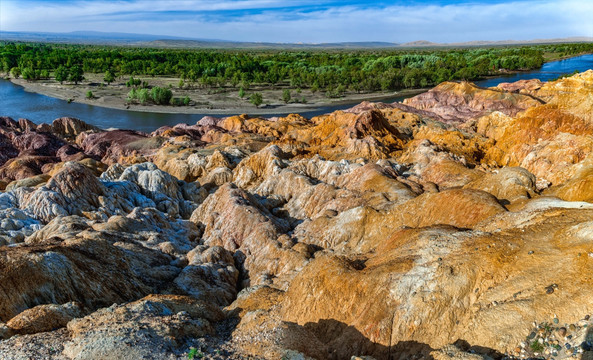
[{"x1": 126, "y1": 86, "x2": 174, "y2": 105}]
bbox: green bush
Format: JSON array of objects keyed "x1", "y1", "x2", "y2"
[
  {"x1": 86, "y1": 91, "x2": 93, "y2": 99},
  {"x1": 10, "y1": 67, "x2": 20, "y2": 79},
  {"x1": 103, "y1": 70, "x2": 115, "y2": 84},
  {"x1": 126, "y1": 76, "x2": 141, "y2": 87},
  {"x1": 250, "y1": 92, "x2": 263, "y2": 107},
  {"x1": 21, "y1": 67, "x2": 36, "y2": 81},
  {"x1": 137, "y1": 89, "x2": 150, "y2": 104},
  {"x1": 126, "y1": 89, "x2": 137, "y2": 102},
  {"x1": 151, "y1": 86, "x2": 173, "y2": 105},
  {"x1": 282, "y1": 89, "x2": 291, "y2": 103}
]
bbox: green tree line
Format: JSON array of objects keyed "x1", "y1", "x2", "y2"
[{"x1": 1, "y1": 42, "x2": 592, "y2": 93}]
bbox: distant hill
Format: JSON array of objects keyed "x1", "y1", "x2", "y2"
[
  {"x1": 400, "y1": 37, "x2": 593, "y2": 48},
  {"x1": 0, "y1": 31, "x2": 204, "y2": 45},
  {"x1": 144, "y1": 39, "x2": 400, "y2": 49},
  {"x1": 0, "y1": 30, "x2": 591, "y2": 49},
  {"x1": 400, "y1": 40, "x2": 440, "y2": 47}
]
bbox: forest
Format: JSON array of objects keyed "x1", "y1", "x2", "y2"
[{"x1": 1, "y1": 42, "x2": 593, "y2": 95}]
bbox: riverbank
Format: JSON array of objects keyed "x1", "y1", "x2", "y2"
[
  {"x1": 474, "y1": 52, "x2": 593, "y2": 84},
  {"x1": 543, "y1": 51, "x2": 593, "y2": 62},
  {"x1": 4, "y1": 52, "x2": 592, "y2": 121},
  {"x1": 6, "y1": 74, "x2": 426, "y2": 116}
]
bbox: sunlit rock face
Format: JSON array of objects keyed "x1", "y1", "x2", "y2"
[
  {"x1": 1, "y1": 71, "x2": 593, "y2": 359},
  {"x1": 403, "y1": 81, "x2": 543, "y2": 123}
]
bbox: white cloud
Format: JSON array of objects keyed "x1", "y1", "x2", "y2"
[{"x1": 1, "y1": 0, "x2": 591, "y2": 42}]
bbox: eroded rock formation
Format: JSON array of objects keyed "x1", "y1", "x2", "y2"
[{"x1": 1, "y1": 71, "x2": 593, "y2": 359}]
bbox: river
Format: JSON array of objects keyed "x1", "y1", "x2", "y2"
[{"x1": 1, "y1": 54, "x2": 592, "y2": 132}]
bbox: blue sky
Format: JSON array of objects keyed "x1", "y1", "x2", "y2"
[{"x1": 1, "y1": 0, "x2": 591, "y2": 43}]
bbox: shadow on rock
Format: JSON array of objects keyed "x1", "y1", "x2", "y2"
[
  {"x1": 250, "y1": 317, "x2": 510, "y2": 360},
  {"x1": 281, "y1": 318, "x2": 433, "y2": 360}
]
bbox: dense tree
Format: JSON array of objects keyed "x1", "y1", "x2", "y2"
[
  {"x1": 54, "y1": 65, "x2": 68, "y2": 84},
  {"x1": 69, "y1": 65, "x2": 84, "y2": 84},
  {"x1": 21, "y1": 67, "x2": 36, "y2": 81},
  {"x1": 1, "y1": 41, "x2": 591, "y2": 96}
]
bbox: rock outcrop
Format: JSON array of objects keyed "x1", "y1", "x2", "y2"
[{"x1": 1, "y1": 72, "x2": 593, "y2": 359}]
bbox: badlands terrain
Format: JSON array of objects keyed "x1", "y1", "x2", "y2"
[{"x1": 0, "y1": 71, "x2": 592, "y2": 359}]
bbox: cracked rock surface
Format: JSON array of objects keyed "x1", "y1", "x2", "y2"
[{"x1": 1, "y1": 72, "x2": 593, "y2": 359}]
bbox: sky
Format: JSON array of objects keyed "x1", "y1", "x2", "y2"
[{"x1": 1, "y1": 0, "x2": 592, "y2": 43}]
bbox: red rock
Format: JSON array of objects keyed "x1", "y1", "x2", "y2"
[
  {"x1": 403, "y1": 81, "x2": 541, "y2": 123},
  {"x1": 496, "y1": 79, "x2": 543, "y2": 93},
  {"x1": 0, "y1": 116, "x2": 19, "y2": 130},
  {"x1": 56, "y1": 144, "x2": 87, "y2": 162},
  {"x1": 78, "y1": 129, "x2": 163, "y2": 164},
  {"x1": 17, "y1": 118, "x2": 37, "y2": 132},
  {"x1": 0, "y1": 155, "x2": 58, "y2": 181},
  {"x1": 0, "y1": 132, "x2": 19, "y2": 167},
  {"x1": 12, "y1": 131, "x2": 66, "y2": 156}
]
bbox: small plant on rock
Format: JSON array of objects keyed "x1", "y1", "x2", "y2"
[
  {"x1": 187, "y1": 347, "x2": 204, "y2": 359},
  {"x1": 530, "y1": 340, "x2": 544, "y2": 353}
]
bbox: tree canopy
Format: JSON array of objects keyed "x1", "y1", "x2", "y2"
[{"x1": 1, "y1": 41, "x2": 592, "y2": 93}]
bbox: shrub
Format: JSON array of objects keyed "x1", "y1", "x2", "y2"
[
  {"x1": 530, "y1": 340, "x2": 544, "y2": 353},
  {"x1": 126, "y1": 76, "x2": 141, "y2": 87},
  {"x1": 151, "y1": 86, "x2": 173, "y2": 105},
  {"x1": 126, "y1": 89, "x2": 137, "y2": 102},
  {"x1": 10, "y1": 67, "x2": 20, "y2": 79},
  {"x1": 103, "y1": 70, "x2": 115, "y2": 84},
  {"x1": 21, "y1": 67, "x2": 36, "y2": 81},
  {"x1": 137, "y1": 88, "x2": 150, "y2": 104},
  {"x1": 250, "y1": 92, "x2": 263, "y2": 107},
  {"x1": 86, "y1": 91, "x2": 93, "y2": 99},
  {"x1": 282, "y1": 89, "x2": 291, "y2": 103}
]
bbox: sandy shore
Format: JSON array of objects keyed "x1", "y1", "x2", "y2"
[{"x1": 8, "y1": 74, "x2": 426, "y2": 116}]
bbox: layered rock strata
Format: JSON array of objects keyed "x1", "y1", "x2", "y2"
[{"x1": 0, "y1": 71, "x2": 592, "y2": 359}]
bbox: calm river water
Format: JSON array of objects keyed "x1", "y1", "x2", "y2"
[{"x1": 1, "y1": 54, "x2": 592, "y2": 132}]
